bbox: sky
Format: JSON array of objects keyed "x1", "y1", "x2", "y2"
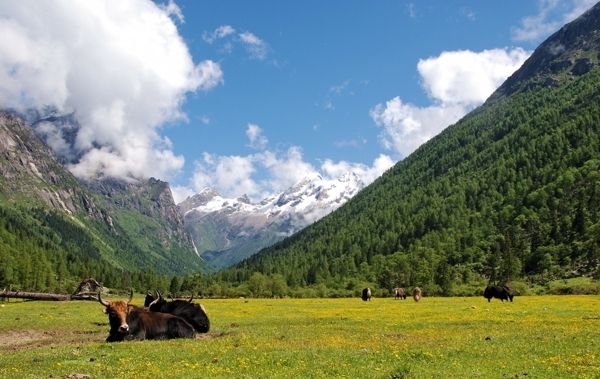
[{"x1": 0, "y1": 0, "x2": 597, "y2": 204}]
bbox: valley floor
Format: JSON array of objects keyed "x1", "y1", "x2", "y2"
[{"x1": 0, "y1": 295, "x2": 598, "y2": 378}]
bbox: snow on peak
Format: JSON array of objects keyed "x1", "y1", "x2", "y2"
[{"x1": 181, "y1": 172, "x2": 364, "y2": 228}]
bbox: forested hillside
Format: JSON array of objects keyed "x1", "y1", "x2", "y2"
[
  {"x1": 0, "y1": 110, "x2": 211, "y2": 293},
  {"x1": 211, "y1": 7, "x2": 600, "y2": 296}
]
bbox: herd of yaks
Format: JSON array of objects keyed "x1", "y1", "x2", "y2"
[
  {"x1": 361, "y1": 285, "x2": 514, "y2": 303},
  {"x1": 98, "y1": 285, "x2": 514, "y2": 342}
]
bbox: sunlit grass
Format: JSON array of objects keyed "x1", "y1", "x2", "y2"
[{"x1": 0, "y1": 295, "x2": 599, "y2": 378}]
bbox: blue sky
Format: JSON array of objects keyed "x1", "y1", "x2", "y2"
[{"x1": 0, "y1": 0, "x2": 596, "y2": 203}]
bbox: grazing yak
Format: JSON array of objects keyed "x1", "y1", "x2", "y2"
[
  {"x1": 483, "y1": 285, "x2": 514, "y2": 302},
  {"x1": 412, "y1": 287, "x2": 422, "y2": 302},
  {"x1": 394, "y1": 287, "x2": 406, "y2": 300},
  {"x1": 145, "y1": 290, "x2": 210, "y2": 333},
  {"x1": 361, "y1": 288, "x2": 372, "y2": 301},
  {"x1": 99, "y1": 290, "x2": 196, "y2": 342}
]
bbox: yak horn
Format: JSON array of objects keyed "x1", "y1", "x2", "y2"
[
  {"x1": 148, "y1": 297, "x2": 160, "y2": 308},
  {"x1": 98, "y1": 291, "x2": 110, "y2": 307},
  {"x1": 188, "y1": 294, "x2": 194, "y2": 303},
  {"x1": 126, "y1": 288, "x2": 134, "y2": 304}
]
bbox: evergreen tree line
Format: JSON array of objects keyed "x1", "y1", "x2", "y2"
[{"x1": 0, "y1": 205, "x2": 183, "y2": 294}]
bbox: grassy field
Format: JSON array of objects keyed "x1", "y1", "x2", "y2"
[{"x1": 0, "y1": 295, "x2": 599, "y2": 378}]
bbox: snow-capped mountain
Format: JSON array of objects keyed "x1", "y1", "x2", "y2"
[{"x1": 178, "y1": 172, "x2": 365, "y2": 269}]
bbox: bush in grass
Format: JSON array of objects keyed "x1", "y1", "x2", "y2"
[{"x1": 547, "y1": 277, "x2": 600, "y2": 295}]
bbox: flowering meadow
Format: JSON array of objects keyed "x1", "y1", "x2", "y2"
[{"x1": 0, "y1": 295, "x2": 598, "y2": 378}]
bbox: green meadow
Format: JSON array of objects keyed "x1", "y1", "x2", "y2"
[{"x1": 0, "y1": 295, "x2": 599, "y2": 378}]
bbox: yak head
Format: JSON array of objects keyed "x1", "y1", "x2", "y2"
[{"x1": 99, "y1": 289, "x2": 134, "y2": 334}]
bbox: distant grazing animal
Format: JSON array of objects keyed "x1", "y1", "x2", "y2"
[
  {"x1": 361, "y1": 288, "x2": 372, "y2": 301},
  {"x1": 99, "y1": 290, "x2": 196, "y2": 342},
  {"x1": 394, "y1": 287, "x2": 406, "y2": 300},
  {"x1": 412, "y1": 287, "x2": 422, "y2": 302},
  {"x1": 483, "y1": 285, "x2": 514, "y2": 302},
  {"x1": 146, "y1": 290, "x2": 210, "y2": 333}
]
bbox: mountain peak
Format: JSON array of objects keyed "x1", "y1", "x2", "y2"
[
  {"x1": 490, "y1": 2, "x2": 600, "y2": 101},
  {"x1": 180, "y1": 171, "x2": 365, "y2": 269}
]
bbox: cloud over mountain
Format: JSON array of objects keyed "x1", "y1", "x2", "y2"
[{"x1": 0, "y1": 0, "x2": 223, "y2": 182}]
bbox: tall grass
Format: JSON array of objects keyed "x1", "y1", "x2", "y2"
[{"x1": 0, "y1": 295, "x2": 599, "y2": 378}]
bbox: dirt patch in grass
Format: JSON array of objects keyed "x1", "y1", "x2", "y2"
[
  {"x1": 0, "y1": 329, "x2": 104, "y2": 352},
  {"x1": 196, "y1": 331, "x2": 234, "y2": 340},
  {"x1": 0, "y1": 330, "x2": 51, "y2": 347},
  {"x1": 0, "y1": 329, "x2": 232, "y2": 351}
]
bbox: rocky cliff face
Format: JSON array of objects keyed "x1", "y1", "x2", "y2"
[
  {"x1": 179, "y1": 172, "x2": 365, "y2": 269},
  {"x1": 0, "y1": 110, "x2": 109, "y2": 223},
  {"x1": 84, "y1": 177, "x2": 198, "y2": 256}
]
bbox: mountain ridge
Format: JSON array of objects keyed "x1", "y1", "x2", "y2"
[{"x1": 179, "y1": 171, "x2": 365, "y2": 269}]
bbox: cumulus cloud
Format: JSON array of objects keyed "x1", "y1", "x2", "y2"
[
  {"x1": 418, "y1": 48, "x2": 531, "y2": 106},
  {"x1": 370, "y1": 48, "x2": 530, "y2": 159},
  {"x1": 0, "y1": 0, "x2": 223, "y2": 182},
  {"x1": 512, "y1": 0, "x2": 596, "y2": 42},
  {"x1": 171, "y1": 128, "x2": 395, "y2": 203},
  {"x1": 246, "y1": 124, "x2": 268, "y2": 150}
]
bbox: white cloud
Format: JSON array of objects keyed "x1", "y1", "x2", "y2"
[
  {"x1": 0, "y1": 0, "x2": 223, "y2": 182},
  {"x1": 203, "y1": 26, "x2": 270, "y2": 60},
  {"x1": 417, "y1": 48, "x2": 531, "y2": 107},
  {"x1": 511, "y1": 0, "x2": 596, "y2": 42},
  {"x1": 320, "y1": 154, "x2": 395, "y2": 185},
  {"x1": 371, "y1": 48, "x2": 530, "y2": 159},
  {"x1": 203, "y1": 25, "x2": 236, "y2": 43},
  {"x1": 171, "y1": 128, "x2": 394, "y2": 203},
  {"x1": 246, "y1": 123, "x2": 268, "y2": 150},
  {"x1": 329, "y1": 80, "x2": 351, "y2": 95},
  {"x1": 239, "y1": 32, "x2": 270, "y2": 60}
]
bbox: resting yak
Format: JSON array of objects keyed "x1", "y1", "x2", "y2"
[
  {"x1": 361, "y1": 288, "x2": 372, "y2": 301},
  {"x1": 145, "y1": 290, "x2": 210, "y2": 333},
  {"x1": 394, "y1": 287, "x2": 406, "y2": 300},
  {"x1": 483, "y1": 285, "x2": 514, "y2": 302},
  {"x1": 99, "y1": 290, "x2": 195, "y2": 342}
]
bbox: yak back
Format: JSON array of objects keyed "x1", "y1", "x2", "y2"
[
  {"x1": 149, "y1": 298, "x2": 210, "y2": 333},
  {"x1": 483, "y1": 285, "x2": 514, "y2": 302}
]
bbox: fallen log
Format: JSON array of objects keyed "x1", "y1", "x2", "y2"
[{"x1": 0, "y1": 290, "x2": 69, "y2": 301}]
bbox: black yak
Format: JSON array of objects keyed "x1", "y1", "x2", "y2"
[
  {"x1": 146, "y1": 290, "x2": 210, "y2": 333},
  {"x1": 483, "y1": 285, "x2": 514, "y2": 302},
  {"x1": 361, "y1": 288, "x2": 372, "y2": 301}
]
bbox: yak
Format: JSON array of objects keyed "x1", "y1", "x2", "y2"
[
  {"x1": 394, "y1": 287, "x2": 406, "y2": 300},
  {"x1": 145, "y1": 290, "x2": 210, "y2": 333},
  {"x1": 483, "y1": 285, "x2": 514, "y2": 302},
  {"x1": 361, "y1": 288, "x2": 372, "y2": 301},
  {"x1": 99, "y1": 290, "x2": 196, "y2": 342},
  {"x1": 412, "y1": 287, "x2": 422, "y2": 302}
]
